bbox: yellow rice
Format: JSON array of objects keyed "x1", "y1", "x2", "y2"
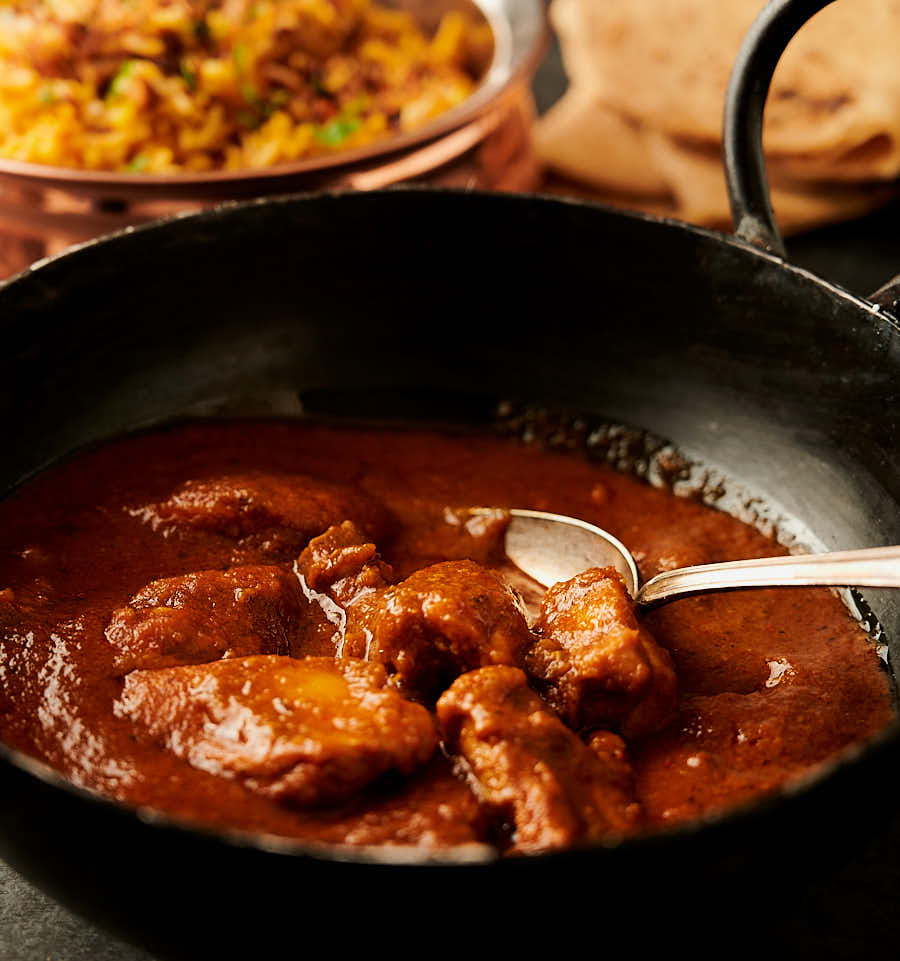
[{"x1": 0, "y1": 0, "x2": 491, "y2": 172}]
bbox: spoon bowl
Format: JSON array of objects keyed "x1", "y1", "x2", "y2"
[
  {"x1": 502, "y1": 508, "x2": 639, "y2": 596},
  {"x1": 501, "y1": 508, "x2": 900, "y2": 607}
]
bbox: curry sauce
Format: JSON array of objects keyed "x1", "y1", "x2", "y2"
[{"x1": 0, "y1": 420, "x2": 892, "y2": 852}]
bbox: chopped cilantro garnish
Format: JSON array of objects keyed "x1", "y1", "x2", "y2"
[
  {"x1": 38, "y1": 86, "x2": 56, "y2": 105},
  {"x1": 314, "y1": 114, "x2": 362, "y2": 146},
  {"x1": 127, "y1": 154, "x2": 148, "y2": 172},
  {"x1": 107, "y1": 60, "x2": 136, "y2": 98},
  {"x1": 231, "y1": 44, "x2": 261, "y2": 106},
  {"x1": 179, "y1": 61, "x2": 196, "y2": 92}
]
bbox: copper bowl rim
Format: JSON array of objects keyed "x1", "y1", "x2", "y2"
[{"x1": 0, "y1": 0, "x2": 546, "y2": 198}]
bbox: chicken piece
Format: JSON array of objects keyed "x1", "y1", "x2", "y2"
[
  {"x1": 525, "y1": 567, "x2": 677, "y2": 739},
  {"x1": 132, "y1": 471, "x2": 390, "y2": 561},
  {"x1": 298, "y1": 525, "x2": 532, "y2": 700},
  {"x1": 296, "y1": 521, "x2": 393, "y2": 605},
  {"x1": 116, "y1": 656, "x2": 438, "y2": 806},
  {"x1": 348, "y1": 560, "x2": 532, "y2": 700},
  {"x1": 437, "y1": 666, "x2": 642, "y2": 852},
  {"x1": 105, "y1": 565, "x2": 313, "y2": 674}
]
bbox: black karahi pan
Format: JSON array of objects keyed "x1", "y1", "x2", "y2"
[{"x1": 1, "y1": 0, "x2": 899, "y2": 954}]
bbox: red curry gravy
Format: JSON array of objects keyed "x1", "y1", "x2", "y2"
[{"x1": 0, "y1": 420, "x2": 892, "y2": 850}]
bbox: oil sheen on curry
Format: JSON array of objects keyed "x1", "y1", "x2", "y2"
[{"x1": 0, "y1": 420, "x2": 892, "y2": 855}]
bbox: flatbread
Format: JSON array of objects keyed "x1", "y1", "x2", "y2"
[
  {"x1": 550, "y1": 0, "x2": 900, "y2": 181},
  {"x1": 535, "y1": 98, "x2": 892, "y2": 232},
  {"x1": 643, "y1": 128, "x2": 892, "y2": 231},
  {"x1": 533, "y1": 86, "x2": 669, "y2": 196}
]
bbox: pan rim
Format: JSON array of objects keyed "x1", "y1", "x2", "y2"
[{"x1": 3, "y1": 185, "x2": 898, "y2": 331}]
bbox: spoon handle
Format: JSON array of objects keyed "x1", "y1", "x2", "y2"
[{"x1": 637, "y1": 546, "x2": 900, "y2": 606}]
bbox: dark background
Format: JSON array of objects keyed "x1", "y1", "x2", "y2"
[{"x1": 3, "y1": 34, "x2": 900, "y2": 961}]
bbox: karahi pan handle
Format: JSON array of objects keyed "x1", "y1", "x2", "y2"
[
  {"x1": 725, "y1": 0, "x2": 900, "y2": 311},
  {"x1": 723, "y1": 0, "x2": 837, "y2": 259}
]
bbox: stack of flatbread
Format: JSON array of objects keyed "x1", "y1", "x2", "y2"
[{"x1": 535, "y1": 0, "x2": 900, "y2": 232}]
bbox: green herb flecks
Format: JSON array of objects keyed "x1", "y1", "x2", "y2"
[
  {"x1": 232, "y1": 43, "x2": 262, "y2": 109},
  {"x1": 38, "y1": 85, "x2": 56, "y2": 105},
  {"x1": 314, "y1": 113, "x2": 362, "y2": 146},
  {"x1": 107, "y1": 60, "x2": 136, "y2": 99},
  {"x1": 179, "y1": 60, "x2": 197, "y2": 92},
  {"x1": 127, "y1": 153, "x2": 148, "y2": 172}
]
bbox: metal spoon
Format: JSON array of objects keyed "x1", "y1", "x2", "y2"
[{"x1": 501, "y1": 508, "x2": 900, "y2": 607}]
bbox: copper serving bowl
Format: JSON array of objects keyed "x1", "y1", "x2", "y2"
[{"x1": 0, "y1": 0, "x2": 545, "y2": 274}]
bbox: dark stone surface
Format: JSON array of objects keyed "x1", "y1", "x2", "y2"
[{"x1": 0, "y1": 864, "x2": 155, "y2": 961}]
